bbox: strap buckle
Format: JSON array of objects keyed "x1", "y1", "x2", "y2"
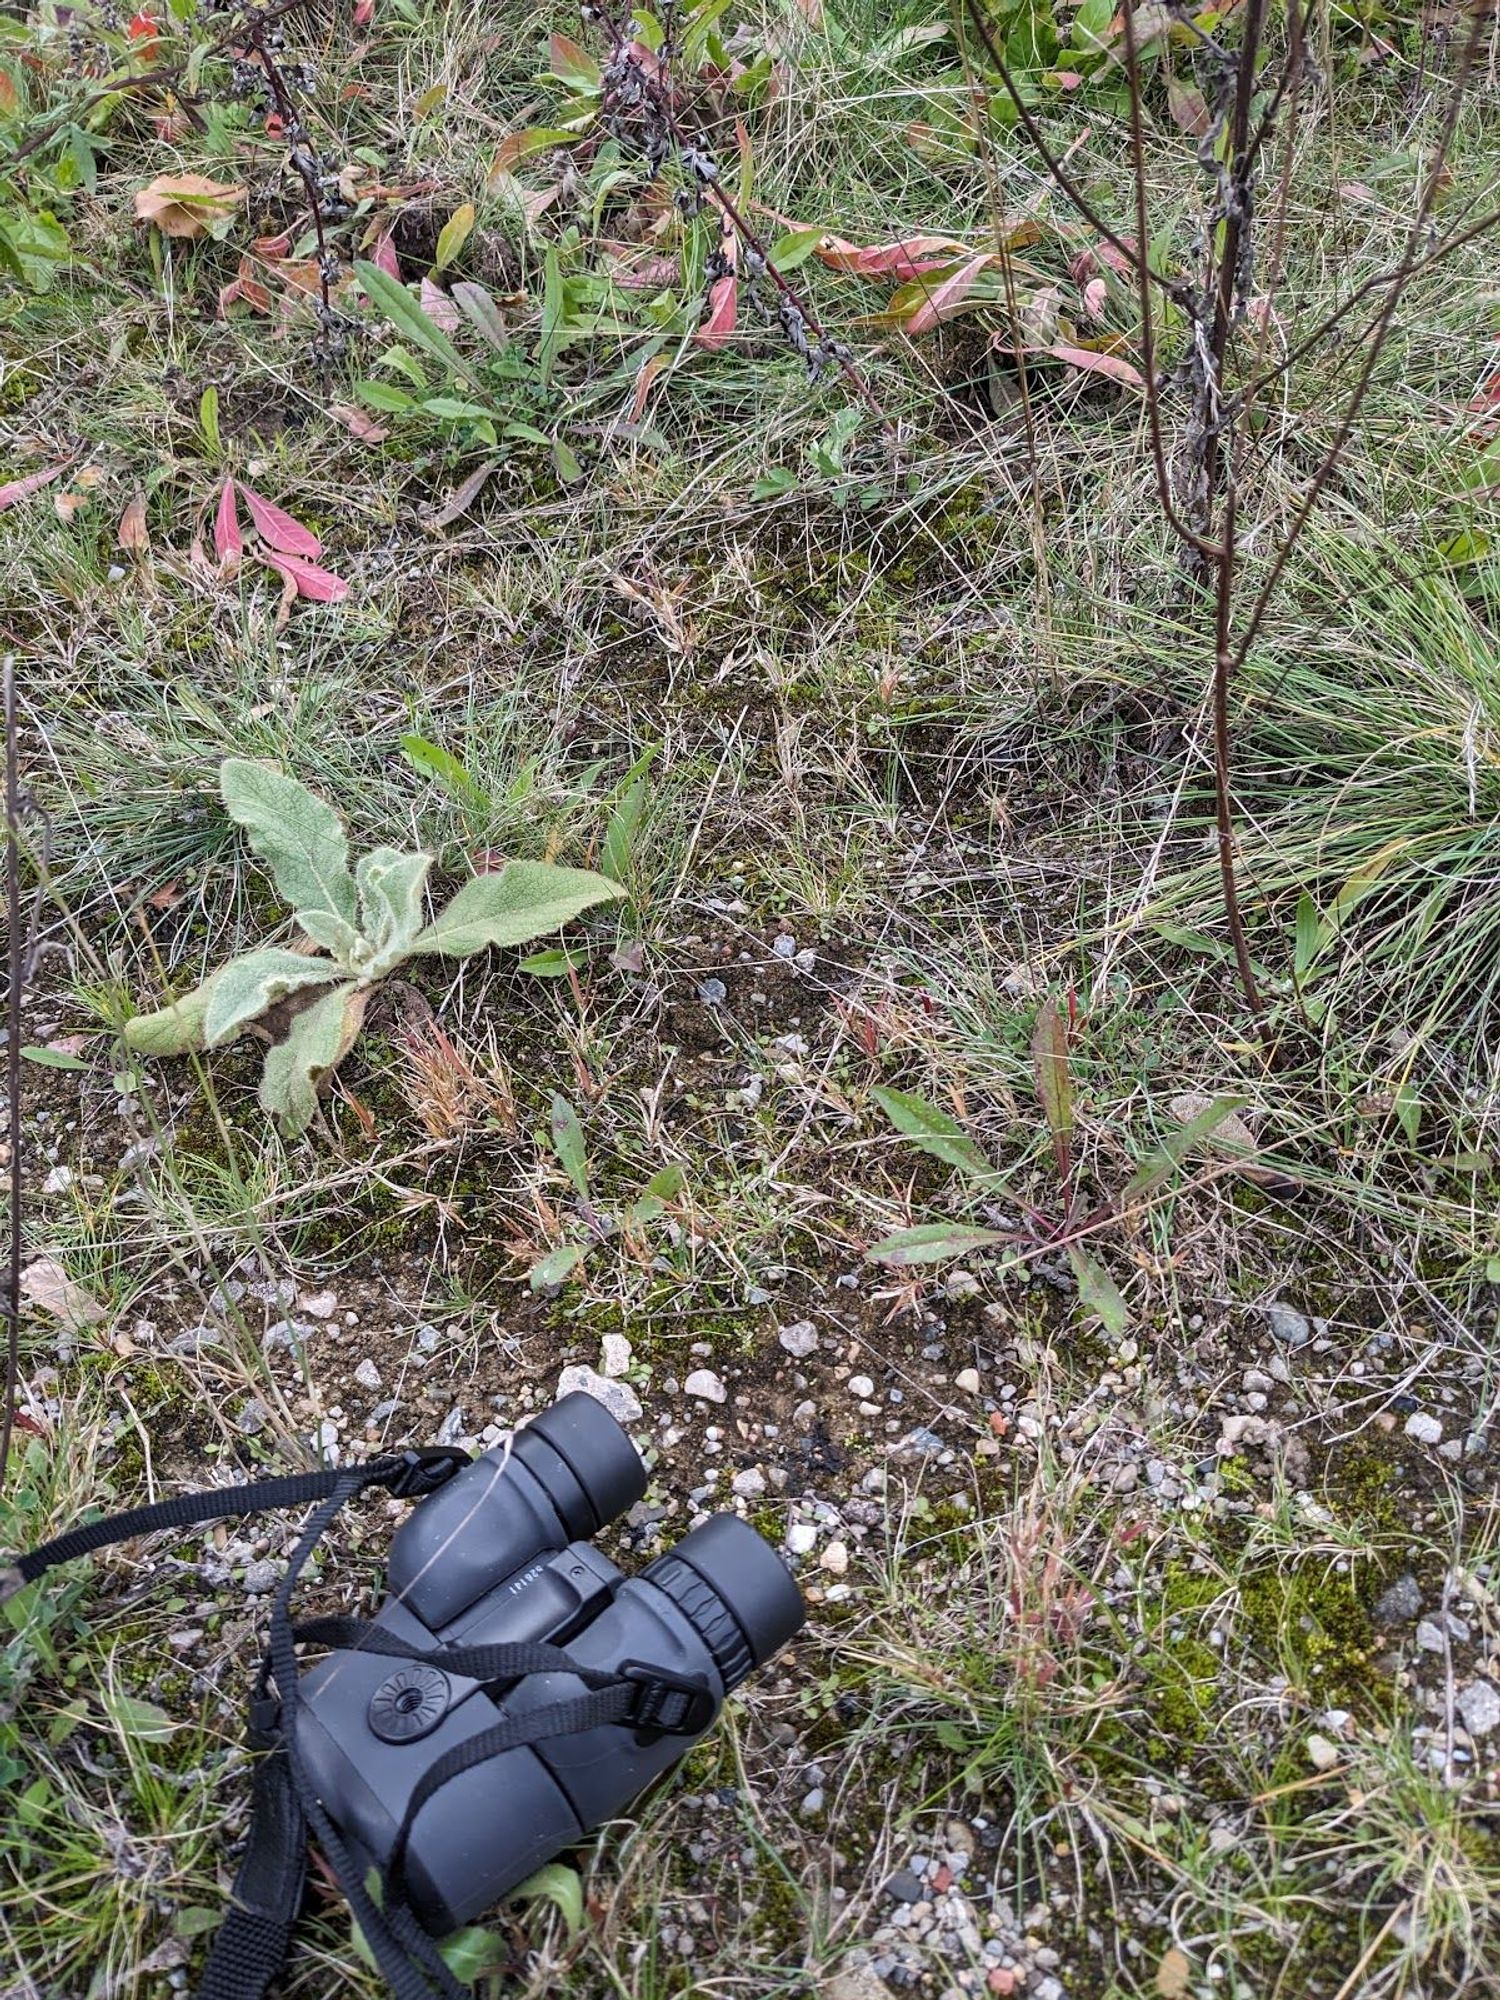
[
  {"x1": 619, "y1": 1661, "x2": 717, "y2": 1736},
  {"x1": 387, "y1": 1446, "x2": 472, "y2": 1500},
  {"x1": 247, "y1": 1691, "x2": 282, "y2": 1749}
]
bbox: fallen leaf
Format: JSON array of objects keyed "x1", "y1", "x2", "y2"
[
  {"x1": 1166, "y1": 78, "x2": 1210, "y2": 136},
  {"x1": 241, "y1": 486, "x2": 322, "y2": 557},
  {"x1": 20, "y1": 1257, "x2": 105, "y2": 1333},
  {"x1": 816, "y1": 230, "x2": 972, "y2": 278},
  {"x1": 371, "y1": 231, "x2": 401, "y2": 279},
  {"x1": 1155, "y1": 1946, "x2": 1191, "y2": 1999},
  {"x1": 134, "y1": 174, "x2": 245, "y2": 240},
  {"x1": 1047, "y1": 342, "x2": 1146, "y2": 389},
  {"x1": 629, "y1": 352, "x2": 667, "y2": 424},
  {"x1": 0, "y1": 460, "x2": 74, "y2": 511},
  {"x1": 214, "y1": 479, "x2": 242, "y2": 564},
  {"x1": 254, "y1": 231, "x2": 293, "y2": 260},
  {"x1": 352, "y1": 0, "x2": 374, "y2": 21},
  {"x1": 1082, "y1": 276, "x2": 1108, "y2": 320},
  {"x1": 54, "y1": 465, "x2": 105, "y2": 522},
  {"x1": 696, "y1": 271, "x2": 737, "y2": 350},
  {"x1": 419, "y1": 276, "x2": 462, "y2": 333},
  {"x1": 424, "y1": 460, "x2": 498, "y2": 529},
  {"x1": 329, "y1": 402, "x2": 390, "y2": 444},
  {"x1": 260, "y1": 550, "x2": 349, "y2": 602},
  {"x1": 117, "y1": 490, "x2": 150, "y2": 552}
]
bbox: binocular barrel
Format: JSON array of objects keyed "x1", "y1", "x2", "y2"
[{"x1": 297, "y1": 1393, "x2": 805, "y2": 1932}]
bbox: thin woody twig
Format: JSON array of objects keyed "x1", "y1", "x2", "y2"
[{"x1": 2, "y1": 659, "x2": 22, "y2": 1486}]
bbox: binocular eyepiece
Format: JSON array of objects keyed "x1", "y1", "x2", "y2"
[{"x1": 297, "y1": 1393, "x2": 805, "y2": 1933}]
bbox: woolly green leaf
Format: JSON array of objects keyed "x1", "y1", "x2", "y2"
[
  {"x1": 258, "y1": 984, "x2": 367, "y2": 1136},
  {"x1": 356, "y1": 846, "x2": 433, "y2": 963},
  {"x1": 296, "y1": 907, "x2": 365, "y2": 967},
  {"x1": 220, "y1": 759, "x2": 358, "y2": 923},
  {"x1": 203, "y1": 949, "x2": 344, "y2": 1046},
  {"x1": 411, "y1": 861, "x2": 625, "y2": 959},
  {"x1": 550, "y1": 1094, "x2": 589, "y2": 1197},
  {"x1": 123, "y1": 978, "x2": 217, "y2": 1056}
]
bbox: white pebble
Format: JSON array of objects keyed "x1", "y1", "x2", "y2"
[
  {"x1": 557, "y1": 1364, "x2": 643, "y2": 1426},
  {"x1": 848, "y1": 1374, "x2": 875, "y2": 1399},
  {"x1": 820, "y1": 1540, "x2": 849, "y2": 1575},
  {"x1": 779, "y1": 1321, "x2": 819, "y2": 1358},
  {"x1": 353, "y1": 1359, "x2": 382, "y2": 1391},
  {"x1": 786, "y1": 1523, "x2": 817, "y2": 1555},
  {"x1": 1306, "y1": 1733, "x2": 1341, "y2": 1772},
  {"x1": 1404, "y1": 1411, "x2": 1443, "y2": 1445},
  {"x1": 600, "y1": 1333, "x2": 633, "y2": 1378},
  {"x1": 954, "y1": 1368, "x2": 981, "y2": 1396},
  {"x1": 684, "y1": 1369, "x2": 727, "y2": 1404}
]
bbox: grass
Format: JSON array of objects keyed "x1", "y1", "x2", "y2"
[{"x1": 4, "y1": 2, "x2": 1500, "y2": 1997}]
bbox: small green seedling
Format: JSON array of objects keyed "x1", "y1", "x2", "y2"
[{"x1": 124, "y1": 759, "x2": 625, "y2": 1135}]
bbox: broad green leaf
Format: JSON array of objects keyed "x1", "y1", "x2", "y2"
[
  {"x1": 356, "y1": 846, "x2": 433, "y2": 964},
  {"x1": 20, "y1": 1046, "x2": 90, "y2": 1071},
  {"x1": 203, "y1": 949, "x2": 343, "y2": 1045},
  {"x1": 550, "y1": 1094, "x2": 589, "y2": 1197},
  {"x1": 356, "y1": 380, "x2": 419, "y2": 412},
  {"x1": 101, "y1": 1688, "x2": 179, "y2": 1741},
  {"x1": 438, "y1": 1927, "x2": 506, "y2": 1980},
  {"x1": 355, "y1": 259, "x2": 471, "y2": 379},
  {"x1": 434, "y1": 202, "x2": 476, "y2": 273},
  {"x1": 529, "y1": 1243, "x2": 587, "y2": 1291},
  {"x1": 258, "y1": 984, "x2": 367, "y2": 1136},
  {"x1": 220, "y1": 759, "x2": 358, "y2": 923},
  {"x1": 866, "y1": 1222, "x2": 1009, "y2": 1265},
  {"x1": 519, "y1": 945, "x2": 591, "y2": 977},
  {"x1": 602, "y1": 776, "x2": 647, "y2": 885},
  {"x1": 626, "y1": 1161, "x2": 685, "y2": 1226},
  {"x1": 198, "y1": 385, "x2": 221, "y2": 457},
  {"x1": 769, "y1": 228, "x2": 824, "y2": 273},
  {"x1": 401, "y1": 733, "x2": 478, "y2": 798},
  {"x1": 538, "y1": 244, "x2": 565, "y2": 385},
  {"x1": 1030, "y1": 996, "x2": 1074, "y2": 1186},
  {"x1": 511, "y1": 1861, "x2": 584, "y2": 1935},
  {"x1": 1394, "y1": 1080, "x2": 1423, "y2": 1145},
  {"x1": 872, "y1": 1086, "x2": 995, "y2": 1180},
  {"x1": 1066, "y1": 1243, "x2": 1128, "y2": 1336},
  {"x1": 124, "y1": 978, "x2": 217, "y2": 1056},
  {"x1": 1294, "y1": 892, "x2": 1320, "y2": 980},
  {"x1": 412, "y1": 861, "x2": 625, "y2": 958},
  {"x1": 451, "y1": 281, "x2": 510, "y2": 353}
]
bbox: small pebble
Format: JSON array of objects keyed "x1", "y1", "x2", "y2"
[
  {"x1": 786, "y1": 1523, "x2": 817, "y2": 1556},
  {"x1": 820, "y1": 1540, "x2": 850, "y2": 1575},
  {"x1": 243, "y1": 1560, "x2": 279, "y2": 1595},
  {"x1": 954, "y1": 1368, "x2": 981, "y2": 1396},
  {"x1": 1404, "y1": 1411, "x2": 1443, "y2": 1446},
  {"x1": 684, "y1": 1369, "x2": 727, "y2": 1403},
  {"x1": 1306, "y1": 1733, "x2": 1341, "y2": 1772},
  {"x1": 353, "y1": 1359, "x2": 382, "y2": 1391},
  {"x1": 601, "y1": 1333, "x2": 633, "y2": 1378},
  {"x1": 557, "y1": 1364, "x2": 643, "y2": 1426},
  {"x1": 732, "y1": 1468, "x2": 767, "y2": 1500},
  {"x1": 848, "y1": 1374, "x2": 875, "y2": 1399},
  {"x1": 1458, "y1": 1681, "x2": 1500, "y2": 1738},
  {"x1": 779, "y1": 1321, "x2": 819, "y2": 1359}
]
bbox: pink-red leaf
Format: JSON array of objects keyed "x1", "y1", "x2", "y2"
[
  {"x1": 695, "y1": 272, "x2": 737, "y2": 351},
  {"x1": 241, "y1": 486, "x2": 322, "y2": 558},
  {"x1": 0, "y1": 460, "x2": 73, "y2": 511},
  {"x1": 420, "y1": 277, "x2": 462, "y2": 333},
  {"x1": 214, "y1": 479, "x2": 242, "y2": 562},
  {"x1": 1047, "y1": 342, "x2": 1146, "y2": 390},
  {"x1": 817, "y1": 231, "x2": 970, "y2": 279},
  {"x1": 260, "y1": 551, "x2": 349, "y2": 602},
  {"x1": 372, "y1": 232, "x2": 401, "y2": 280},
  {"x1": 903, "y1": 254, "x2": 993, "y2": 336}
]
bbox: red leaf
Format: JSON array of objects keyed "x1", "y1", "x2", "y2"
[
  {"x1": 696, "y1": 272, "x2": 737, "y2": 351},
  {"x1": 817, "y1": 231, "x2": 970, "y2": 279},
  {"x1": 372, "y1": 232, "x2": 401, "y2": 280},
  {"x1": 1047, "y1": 342, "x2": 1146, "y2": 390},
  {"x1": 329, "y1": 402, "x2": 390, "y2": 444},
  {"x1": 0, "y1": 460, "x2": 73, "y2": 511},
  {"x1": 241, "y1": 486, "x2": 322, "y2": 558},
  {"x1": 903, "y1": 254, "x2": 993, "y2": 336},
  {"x1": 260, "y1": 551, "x2": 349, "y2": 603},
  {"x1": 213, "y1": 480, "x2": 242, "y2": 563},
  {"x1": 128, "y1": 10, "x2": 160, "y2": 54},
  {"x1": 117, "y1": 491, "x2": 150, "y2": 552},
  {"x1": 352, "y1": 0, "x2": 374, "y2": 21}
]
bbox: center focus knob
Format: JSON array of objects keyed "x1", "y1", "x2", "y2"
[{"x1": 368, "y1": 1665, "x2": 451, "y2": 1743}]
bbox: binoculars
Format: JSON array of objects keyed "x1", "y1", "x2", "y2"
[{"x1": 298, "y1": 1392, "x2": 806, "y2": 1932}]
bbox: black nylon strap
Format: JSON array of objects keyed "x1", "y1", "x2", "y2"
[
  {"x1": 193, "y1": 1747, "x2": 306, "y2": 2000},
  {"x1": 293, "y1": 1617, "x2": 628, "y2": 1690},
  {"x1": 2, "y1": 1456, "x2": 418, "y2": 1599}
]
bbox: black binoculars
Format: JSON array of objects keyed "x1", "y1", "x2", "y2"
[{"x1": 297, "y1": 1392, "x2": 806, "y2": 1932}]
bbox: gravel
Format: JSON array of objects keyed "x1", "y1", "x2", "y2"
[
  {"x1": 243, "y1": 1560, "x2": 279, "y2": 1595},
  {"x1": 1404, "y1": 1411, "x2": 1443, "y2": 1446},
  {"x1": 601, "y1": 1333, "x2": 633, "y2": 1378},
  {"x1": 848, "y1": 1374, "x2": 875, "y2": 1399},
  {"x1": 353, "y1": 1359, "x2": 382, "y2": 1391},
  {"x1": 1371, "y1": 1573, "x2": 1423, "y2": 1625},
  {"x1": 684, "y1": 1369, "x2": 727, "y2": 1403},
  {"x1": 779, "y1": 1321, "x2": 819, "y2": 1358},
  {"x1": 1264, "y1": 1300, "x2": 1311, "y2": 1346},
  {"x1": 1458, "y1": 1681, "x2": 1500, "y2": 1738},
  {"x1": 557, "y1": 1364, "x2": 643, "y2": 1426}
]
